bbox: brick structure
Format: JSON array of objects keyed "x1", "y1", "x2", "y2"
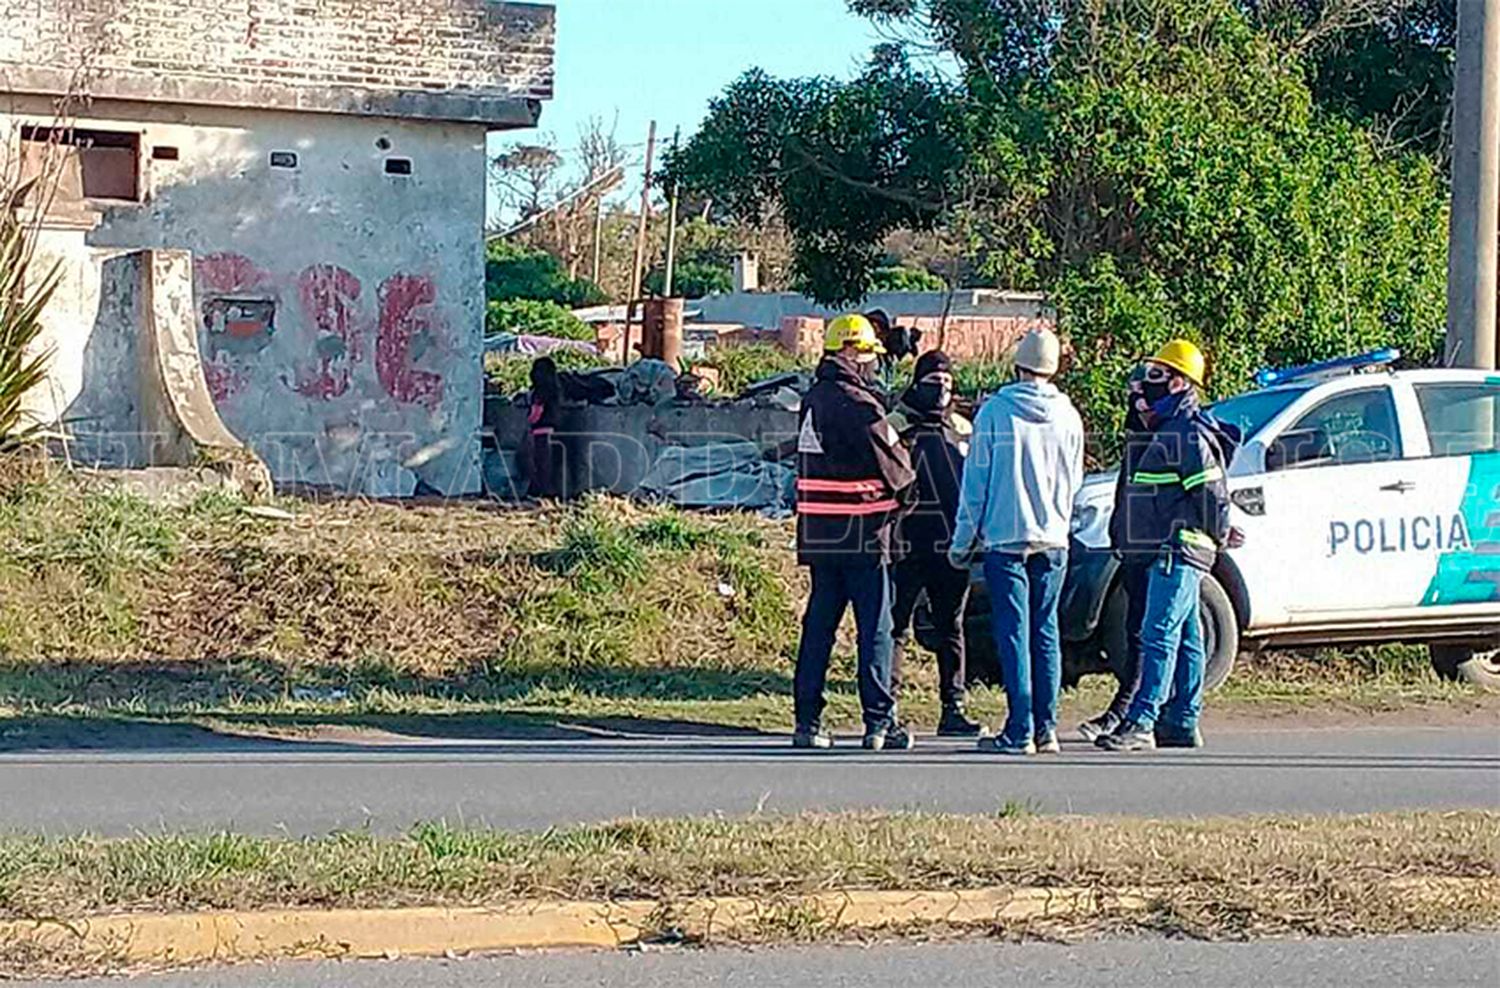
[
  {"x1": 5, "y1": 1, "x2": 556, "y2": 497},
  {"x1": 1, "y1": 0, "x2": 554, "y2": 125}
]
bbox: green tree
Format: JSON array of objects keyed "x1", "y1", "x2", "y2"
[
  {"x1": 664, "y1": 47, "x2": 967, "y2": 306},
  {"x1": 485, "y1": 240, "x2": 607, "y2": 309},
  {"x1": 644, "y1": 260, "x2": 734, "y2": 299},
  {"x1": 1241, "y1": 0, "x2": 1456, "y2": 156},
  {"x1": 670, "y1": 0, "x2": 1450, "y2": 450}
]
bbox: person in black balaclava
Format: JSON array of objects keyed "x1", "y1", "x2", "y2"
[
  {"x1": 1079, "y1": 363, "x2": 1152, "y2": 741},
  {"x1": 889, "y1": 350, "x2": 984, "y2": 737}
]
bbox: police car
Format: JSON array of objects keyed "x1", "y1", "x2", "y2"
[{"x1": 1057, "y1": 350, "x2": 1500, "y2": 691}]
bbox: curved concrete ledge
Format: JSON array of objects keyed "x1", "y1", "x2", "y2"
[
  {"x1": 5, "y1": 879, "x2": 1492, "y2": 973},
  {"x1": 0, "y1": 886, "x2": 1147, "y2": 969},
  {"x1": 140, "y1": 249, "x2": 272, "y2": 500}
]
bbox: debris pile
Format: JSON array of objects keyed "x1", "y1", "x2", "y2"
[{"x1": 492, "y1": 358, "x2": 808, "y2": 515}]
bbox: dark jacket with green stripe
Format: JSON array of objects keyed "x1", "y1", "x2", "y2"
[{"x1": 1118, "y1": 394, "x2": 1235, "y2": 572}]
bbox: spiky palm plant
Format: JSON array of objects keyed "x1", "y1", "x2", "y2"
[{"x1": 0, "y1": 179, "x2": 56, "y2": 446}]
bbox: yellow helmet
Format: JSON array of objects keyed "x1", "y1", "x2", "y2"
[
  {"x1": 824, "y1": 313, "x2": 886, "y2": 355},
  {"x1": 1150, "y1": 339, "x2": 1207, "y2": 387}
]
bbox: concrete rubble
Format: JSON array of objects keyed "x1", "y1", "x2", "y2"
[{"x1": 485, "y1": 360, "x2": 805, "y2": 515}]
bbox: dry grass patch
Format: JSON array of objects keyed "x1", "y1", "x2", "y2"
[{"x1": 0, "y1": 811, "x2": 1493, "y2": 938}]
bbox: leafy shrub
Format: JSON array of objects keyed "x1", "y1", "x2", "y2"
[
  {"x1": 699, "y1": 344, "x2": 815, "y2": 395},
  {"x1": 869, "y1": 266, "x2": 946, "y2": 293},
  {"x1": 484, "y1": 349, "x2": 613, "y2": 396},
  {"x1": 486, "y1": 299, "x2": 595, "y2": 341}
]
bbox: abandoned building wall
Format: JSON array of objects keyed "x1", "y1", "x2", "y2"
[
  {"x1": 23, "y1": 231, "x2": 147, "y2": 467},
  {"x1": 0, "y1": 0, "x2": 554, "y2": 125},
  {"x1": 7, "y1": 98, "x2": 488, "y2": 496}
]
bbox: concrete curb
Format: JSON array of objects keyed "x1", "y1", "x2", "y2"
[
  {"x1": 1, "y1": 886, "x2": 1145, "y2": 967},
  {"x1": 2, "y1": 878, "x2": 1488, "y2": 969}
]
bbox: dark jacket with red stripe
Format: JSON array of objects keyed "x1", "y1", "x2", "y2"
[{"x1": 796, "y1": 353, "x2": 916, "y2": 567}]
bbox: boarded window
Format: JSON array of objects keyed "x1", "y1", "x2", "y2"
[{"x1": 20, "y1": 126, "x2": 142, "y2": 203}]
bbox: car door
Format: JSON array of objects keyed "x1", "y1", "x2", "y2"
[
  {"x1": 1403, "y1": 379, "x2": 1500, "y2": 612},
  {"x1": 1237, "y1": 384, "x2": 1416, "y2": 621}
]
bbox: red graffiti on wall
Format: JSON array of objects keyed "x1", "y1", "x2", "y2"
[
  {"x1": 196, "y1": 252, "x2": 269, "y2": 294},
  {"x1": 194, "y1": 252, "x2": 275, "y2": 404},
  {"x1": 201, "y1": 359, "x2": 246, "y2": 406},
  {"x1": 375, "y1": 273, "x2": 445, "y2": 410},
  {"x1": 292, "y1": 264, "x2": 365, "y2": 401}
]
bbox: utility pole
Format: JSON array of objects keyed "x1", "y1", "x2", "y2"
[
  {"x1": 591, "y1": 197, "x2": 604, "y2": 286},
  {"x1": 663, "y1": 127, "x2": 682, "y2": 298},
  {"x1": 624, "y1": 120, "x2": 658, "y2": 364},
  {"x1": 1448, "y1": 0, "x2": 1500, "y2": 370}
]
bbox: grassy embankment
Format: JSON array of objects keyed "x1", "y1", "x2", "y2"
[
  {"x1": 0, "y1": 811, "x2": 1494, "y2": 968},
  {"x1": 0, "y1": 457, "x2": 1490, "y2": 745}
]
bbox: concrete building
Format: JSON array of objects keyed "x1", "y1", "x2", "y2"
[{"x1": 3, "y1": 0, "x2": 555, "y2": 496}]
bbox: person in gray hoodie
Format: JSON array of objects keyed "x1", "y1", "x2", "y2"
[{"x1": 949, "y1": 329, "x2": 1085, "y2": 755}]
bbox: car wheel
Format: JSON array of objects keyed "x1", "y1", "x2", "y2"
[
  {"x1": 1096, "y1": 572, "x2": 1239, "y2": 693},
  {"x1": 1429, "y1": 644, "x2": 1500, "y2": 692},
  {"x1": 1199, "y1": 574, "x2": 1239, "y2": 692}
]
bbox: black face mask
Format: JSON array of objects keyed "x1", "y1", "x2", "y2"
[
  {"x1": 1141, "y1": 380, "x2": 1172, "y2": 407},
  {"x1": 906, "y1": 382, "x2": 948, "y2": 415}
]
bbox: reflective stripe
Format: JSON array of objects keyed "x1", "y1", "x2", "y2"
[
  {"x1": 1177, "y1": 529, "x2": 1216, "y2": 549},
  {"x1": 1181, "y1": 466, "x2": 1224, "y2": 491},
  {"x1": 796, "y1": 478, "x2": 887, "y2": 495},
  {"x1": 797, "y1": 499, "x2": 900, "y2": 517},
  {"x1": 1132, "y1": 471, "x2": 1179, "y2": 486}
]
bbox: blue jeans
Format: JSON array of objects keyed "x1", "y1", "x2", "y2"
[
  {"x1": 1124, "y1": 555, "x2": 1206, "y2": 733},
  {"x1": 794, "y1": 564, "x2": 897, "y2": 733},
  {"x1": 983, "y1": 549, "x2": 1067, "y2": 746}
]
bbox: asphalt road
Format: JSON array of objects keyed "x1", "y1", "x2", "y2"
[
  {"x1": 21, "y1": 936, "x2": 1500, "y2": 987},
  {"x1": 1, "y1": 725, "x2": 1495, "y2": 835}
]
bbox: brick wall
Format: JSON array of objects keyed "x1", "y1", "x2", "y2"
[{"x1": 0, "y1": 1, "x2": 554, "y2": 124}]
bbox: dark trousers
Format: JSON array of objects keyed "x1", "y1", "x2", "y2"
[
  {"x1": 526, "y1": 429, "x2": 561, "y2": 499},
  {"x1": 1106, "y1": 558, "x2": 1151, "y2": 721},
  {"x1": 794, "y1": 563, "x2": 897, "y2": 733},
  {"x1": 890, "y1": 554, "x2": 971, "y2": 707}
]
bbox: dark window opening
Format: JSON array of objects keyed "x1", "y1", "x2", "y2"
[
  {"x1": 151, "y1": 146, "x2": 180, "y2": 161},
  {"x1": 270, "y1": 151, "x2": 299, "y2": 169},
  {"x1": 20, "y1": 125, "x2": 142, "y2": 202},
  {"x1": 384, "y1": 157, "x2": 413, "y2": 176}
]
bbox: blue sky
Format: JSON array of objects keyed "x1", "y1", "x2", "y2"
[{"x1": 493, "y1": 0, "x2": 887, "y2": 211}]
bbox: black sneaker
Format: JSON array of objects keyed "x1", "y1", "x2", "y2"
[
  {"x1": 864, "y1": 722, "x2": 916, "y2": 752},
  {"x1": 937, "y1": 705, "x2": 985, "y2": 738},
  {"x1": 1097, "y1": 721, "x2": 1156, "y2": 752},
  {"x1": 1155, "y1": 725, "x2": 1204, "y2": 749},
  {"x1": 793, "y1": 726, "x2": 833, "y2": 750},
  {"x1": 1078, "y1": 712, "x2": 1121, "y2": 743}
]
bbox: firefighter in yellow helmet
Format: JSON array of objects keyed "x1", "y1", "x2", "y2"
[
  {"x1": 1099, "y1": 339, "x2": 1245, "y2": 753},
  {"x1": 792, "y1": 314, "x2": 916, "y2": 751}
]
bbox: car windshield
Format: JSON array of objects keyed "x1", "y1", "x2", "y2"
[{"x1": 1208, "y1": 387, "x2": 1310, "y2": 441}]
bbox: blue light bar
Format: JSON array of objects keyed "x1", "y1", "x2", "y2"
[{"x1": 1253, "y1": 348, "x2": 1401, "y2": 390}]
